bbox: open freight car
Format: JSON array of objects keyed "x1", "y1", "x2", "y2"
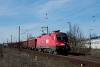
[
  {"x1": 22, "y1": 41, "x2": 27, "y2": 49},
  {"x1": 27, "y1": 37, "x2": 37, "y2": 50},
  {"x1": 36, "y1": 30, "x2": 70, "y2": 54}
]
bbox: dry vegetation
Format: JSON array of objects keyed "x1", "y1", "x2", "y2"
[
  {"x1": 0, "y1": 45, "x2": 3, "y2": 59},
  {"x1": 90, "y1": 49, "x2": 100, "y2": 56},
  {"x1": 70, "y1": 47, "x2": 91, "y2": 54},
  {"x1": 0, "y1": 46, "x2": 79, "y2": 67}
]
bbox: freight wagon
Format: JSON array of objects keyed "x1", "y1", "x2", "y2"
[{"x1": 27, "y1": 37, "x2": 37, "y2": 50}]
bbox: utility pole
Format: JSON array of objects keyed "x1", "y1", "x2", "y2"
[
  {"x1": 27, "y1": 35, "x2": 28, "y2": 49},
  {"x1": 11, "y1": 35, "x2": 12, "y2": 43},
  {"x1": 41, "y1": 14, "x2": 49, "y2": 34},
  {"x1": 89, "y1": 16, "x2": 95, "y2": 49},
  {"x1": 19, "y1": 26, "x2": 21, "y2": 43},
  {"x1": 41, "y1": 26, "x2": 48, "y2": 34},
  {"x1": 18, "y1": 26, "x2": 21, "y2": 50},
  {"x1": 7, "y1": 39, "x2": 8, "y2": 45},
  {"x1": 47, "y1": 26, "x2": 48, "y2": 34},
  {"x1": 67, "y1": 22, "x2": 71, "y2": 45},
  {"x1": 67, "y1": 22, "x2": 71, "y2": 32},
  {"x1": 89, "y1": 29, "x2": 93, "y2": 49}
]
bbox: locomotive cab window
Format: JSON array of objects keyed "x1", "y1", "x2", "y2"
[
  {"x1": 57, "y1": 34, "x2": 67, "y2": 41},
  {"x1": 52, "y1": 36, "x2": 54, "y2": 40}
]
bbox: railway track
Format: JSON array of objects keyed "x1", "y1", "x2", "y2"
[{"x1": 20, "y1": 49, "x2": 100, "y2": 67}]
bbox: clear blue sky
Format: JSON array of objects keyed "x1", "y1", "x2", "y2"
[{"x1": 0, "y1": 0, "x2": 100, "y2": 43}]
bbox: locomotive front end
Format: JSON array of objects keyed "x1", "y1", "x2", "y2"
[{"x1": 56, "y1": 33, "x2": 70, "y2": 53}]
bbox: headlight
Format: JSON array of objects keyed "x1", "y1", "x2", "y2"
[
  {"x1": 61, "y1": 43, "x2": 65, "y2": 45},
  {"x1": 56, "y1": 43, "x2": 58, "y2": 46}
]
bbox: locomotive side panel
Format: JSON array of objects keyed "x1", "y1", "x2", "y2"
[{"x1": 36, "y1": 34, "x2": 56, "y2": 48}]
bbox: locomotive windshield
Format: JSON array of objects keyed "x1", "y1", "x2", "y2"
[{"x1": 57, "y1": 34, "x2": 68, "y2": 42}]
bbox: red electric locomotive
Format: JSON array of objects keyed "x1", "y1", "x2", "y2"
[{"x1": 36, "y1": 30, "x2": 70, "y2": 54}]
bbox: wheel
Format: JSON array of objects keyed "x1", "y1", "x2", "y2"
[
  {"x1": 52, "y1": 51, "x2": 58, "y2": 55},
  {"x1": 38, "y1": 48, "x2": 41, "y2": 52}
]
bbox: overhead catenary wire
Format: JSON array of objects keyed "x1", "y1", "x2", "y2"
[
  {"x1": 20, "y1": 0, "x2": 99, "y2": 36},
  {"x1": 6, "y1": 0, "x2": 99, "y2": 43},
  {"x1": 21, "y1": 13, "x2": 49, "y2": 35},
  {"x1": 66, "y1": 0, "x2": 100, "y2": 18}
]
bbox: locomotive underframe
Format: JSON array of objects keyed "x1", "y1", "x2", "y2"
[{"x1": 36, "y1": 45, "x2": 70, "y2": 54}]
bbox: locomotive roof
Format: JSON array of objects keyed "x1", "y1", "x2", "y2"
[
  {"x1": 38, "y1": 32, "x2": 67, "y2": 37},
  {"x1": 54, "y1": 31, "x2": 66, "y2": 34}
]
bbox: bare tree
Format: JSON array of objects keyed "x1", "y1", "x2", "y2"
[{"x1": 67, "y1": 25, "x2": 86, "y2": 48}]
